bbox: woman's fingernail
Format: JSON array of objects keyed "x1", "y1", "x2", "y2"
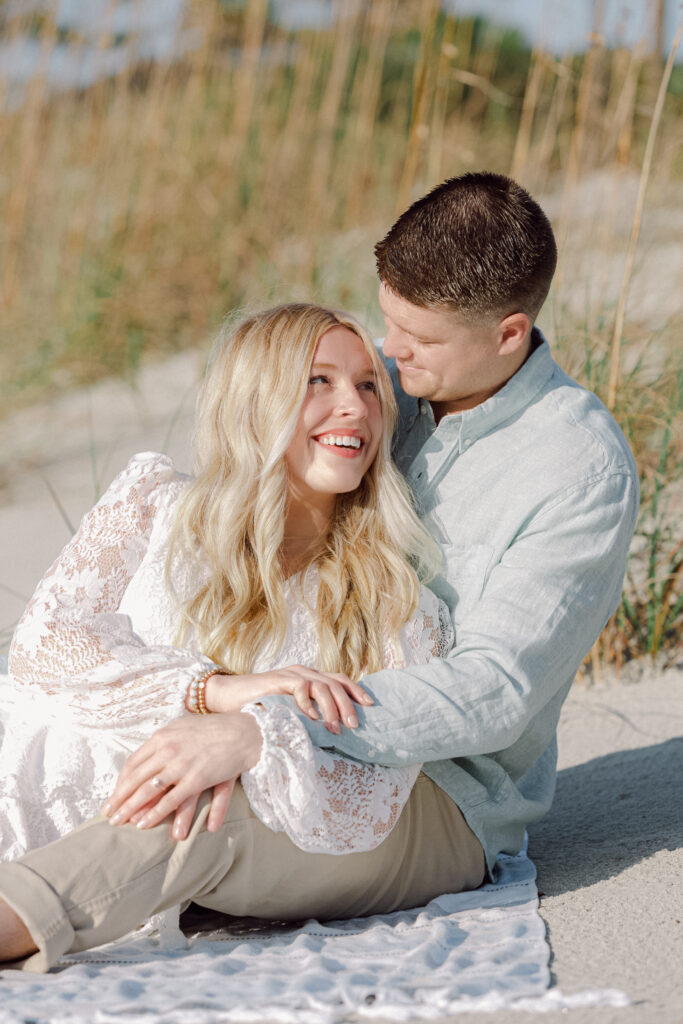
[
  {"x1": 136, "y1": 817, "x2": 149, "y2": 830},
  {"x1": 346, "y1": 714, "x2": 359, "y2": 728},
  {"x1": 102, "y1": 801, "x2": 112, "y2": 815},
  {"x1": 362, "y1": 695, "x2": 374, "y2": 705},
  {"x1": 109, "y1": 812, "x2": 122, "y2": 826},
  {"x1": 328, "y1": 721, "x2": 340, "y2": 734},
  {"x1": 308, "y1": 709, "x2": 319, "y2": 720},
  {"x1": 172, "y1": 824, "x2": 183, "y2": 839}
]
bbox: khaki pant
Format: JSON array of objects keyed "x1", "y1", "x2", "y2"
[{"x1": 0, "y1": 773, "x2": 484, "y2": 973}]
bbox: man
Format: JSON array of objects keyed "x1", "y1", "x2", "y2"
[
  {"x1": 296, "y1": 171, "x2": 639, "y2": 876},
  {"x1": 0, "y1": 173, "x2": 638, "y2": 969}
]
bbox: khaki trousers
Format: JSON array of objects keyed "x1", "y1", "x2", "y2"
[{"x1": 0, "y1": 773, "x2": 484, "y2": 973}]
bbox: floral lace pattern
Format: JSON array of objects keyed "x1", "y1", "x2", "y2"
[
  {"x1": 9, "y1": 453, "x2": 216, "y2": 730},
  {"x1": 3, "y1": 453, "x2": 453, "y2": 860},
  {"x1": 242, "y1": 704, "x2": 421, "y2": 854}
]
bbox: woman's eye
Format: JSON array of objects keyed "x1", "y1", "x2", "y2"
[
  {"x1": 359, "y1": 380, "x2": 377, "y2": 393},
  {"x1": 308, "y1": 375, "x2": 329, "y2": 386}
]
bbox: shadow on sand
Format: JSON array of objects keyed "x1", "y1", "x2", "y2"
[{"x1": 528, "y1": 737, "x2": 683, "y2": 895}]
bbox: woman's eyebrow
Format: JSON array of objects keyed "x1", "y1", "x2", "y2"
[{"x1": 310, "y1": 362, "x2": 376, "y2": 373}]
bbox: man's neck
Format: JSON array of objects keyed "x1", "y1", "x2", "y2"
[{"x1": 430, "y1": 330, "x2": 538, "y2": 425}]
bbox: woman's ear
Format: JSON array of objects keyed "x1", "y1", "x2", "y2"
[{"x1": 498, "y1": 312, "x2": 531, "y2": 354}]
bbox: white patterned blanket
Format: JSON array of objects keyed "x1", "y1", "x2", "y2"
[{"x1": 0, "y1": 845, "x2": 627, "y2": 1022}]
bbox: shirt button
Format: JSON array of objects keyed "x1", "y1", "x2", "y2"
[{"x1": 420, "y1": 405, "x2": 427, "y2": 415}]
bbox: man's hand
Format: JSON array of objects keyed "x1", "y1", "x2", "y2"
[{"x1": 103, "y1": 712, "x2": 263, "y2": 840}]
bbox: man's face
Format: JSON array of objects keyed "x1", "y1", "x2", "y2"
[{"x1": 378, "y1": 284, "x2": 508, "y2": 416}]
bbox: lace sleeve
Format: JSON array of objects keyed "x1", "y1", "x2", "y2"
[
  {"x1": 241, "y1": 703, "x2": 420, "y2": 854},
  {"x1": 240, "y1": 589, "x2": 450, "y2": 855},
  {"x1": 399, "y1": 585, "x2": 454, "y2": 663},
  {"x1": 7, "y1": 452, "x2": 218, "y2": 732}
]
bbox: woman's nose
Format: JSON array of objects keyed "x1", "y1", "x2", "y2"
[{"x1": 335, "y1": 382, "x2": 368, "y2": 417}]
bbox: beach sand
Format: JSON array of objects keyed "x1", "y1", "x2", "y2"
[
  {"x1": 1, "y1": 359, "x2": 681, "y2": 1022},
  {"x1": 458, "y1": 667, "x2": 683, "y2": 1024}
]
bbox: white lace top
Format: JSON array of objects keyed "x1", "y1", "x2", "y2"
[{"x1": 4, "y1": 452, "x2": 452, "y2": 859}]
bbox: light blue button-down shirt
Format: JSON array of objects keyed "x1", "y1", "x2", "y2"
[{"x1": 266, "y1": 333, "x2": 639, "y2": 873}]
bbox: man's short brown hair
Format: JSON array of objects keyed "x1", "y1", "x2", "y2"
[{"x1": 375, "y1": 172, "x2": 557, "y2": 322}]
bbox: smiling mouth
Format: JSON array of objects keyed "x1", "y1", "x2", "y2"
[{"x1": 313, "y1": 434, "x2": 366, "y2": 458}]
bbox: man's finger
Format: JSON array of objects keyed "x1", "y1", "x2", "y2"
[
  {"x1": 171, "y1": 793, "x2": 200, "y2": 841},
  {"x1": 207, "y1": 779, "x2": 236, "y2": 832}
]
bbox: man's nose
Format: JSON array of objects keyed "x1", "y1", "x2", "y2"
[{"x1": 382, "y1": 325, "x2": 410, "y2": 360}]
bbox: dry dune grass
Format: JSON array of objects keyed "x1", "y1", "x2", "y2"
[{"x1": 0, "y1": 0, "x2": 681, "y2": 667}]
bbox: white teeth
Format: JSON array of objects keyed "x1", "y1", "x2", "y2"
[{"x1": 319, "y1": 435, "x2": 362, "y2": 449}]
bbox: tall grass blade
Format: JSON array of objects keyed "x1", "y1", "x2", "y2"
[
  {"x1": 606, "y1": 19, "x2": 683, "y2": 409},
  {"x1": 41, "y1": 476, "x2": 76, "y2": 537}
]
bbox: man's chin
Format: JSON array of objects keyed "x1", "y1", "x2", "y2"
[{"x1": 397, "y1": 370, "x2": 430, "y2": 398}]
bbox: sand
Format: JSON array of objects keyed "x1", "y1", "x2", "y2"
[
  {"x1": 466, "y1": 668, "x2": 683, "y2": 1024},
  {"x1": 1, "y1": 360, "x2": 681, "y2": 1023}
]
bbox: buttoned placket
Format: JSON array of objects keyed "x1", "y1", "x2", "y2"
[{"x1": 403, "y1": 401, "x2": 480, "y2": 510}]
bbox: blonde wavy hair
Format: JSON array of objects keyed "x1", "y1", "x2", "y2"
[{"x1": 168, "y1": 303, "x2": 440, "y2": 677}]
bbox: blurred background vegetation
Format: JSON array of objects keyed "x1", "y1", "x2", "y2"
[{"x1": 0, "y1": 0, "x2": 681, "y2": 670}]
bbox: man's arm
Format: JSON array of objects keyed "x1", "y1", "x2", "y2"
[{"x1": 264, "y1": 469, "x2": 638, "y2": 766}]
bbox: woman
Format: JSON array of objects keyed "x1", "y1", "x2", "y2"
[{"x1": 0, "y1": 303, "x2": 484, "y2": 970}]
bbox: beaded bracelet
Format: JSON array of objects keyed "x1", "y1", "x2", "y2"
[{"x1": 186, "y1": 667, "x2": 233, "y2": 715}]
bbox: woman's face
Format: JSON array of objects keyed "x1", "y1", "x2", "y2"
[{"x1": 284, "y1": 326, "x2": 383, "y2": 515}]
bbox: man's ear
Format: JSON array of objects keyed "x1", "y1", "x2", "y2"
[{"x1": 497, "y1": 312, "x2": 531, "y2": 355}]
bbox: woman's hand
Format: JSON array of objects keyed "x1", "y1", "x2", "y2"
[
  {"x1": 103, "y1": 712, "x2": 263, "y2": 840},
  {"x1": 205, "y1": 665, "x2": 373, "y2": 734}
]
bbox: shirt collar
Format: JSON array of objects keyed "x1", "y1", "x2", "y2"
[{"x1": 414, "y1": 328, "x2": 555, "y2": 446}]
